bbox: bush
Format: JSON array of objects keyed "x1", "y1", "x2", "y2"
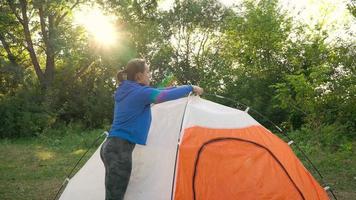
[
  {"x1": 0, "y1": 64, "x2": 115, "y2": 139},
  {"x1": 49, "y1": 72, "x2": 115, "y2": 129},
  {"x1": 0, "y1": 88, "x2": 56, "y2": 138},
  {"x1": 289, "y1": 123, "x2": 352, "y2": 153}
]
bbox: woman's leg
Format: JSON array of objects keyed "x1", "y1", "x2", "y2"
[{"x1": 100, "y1": 137, "x2": 135, "y2": 200}]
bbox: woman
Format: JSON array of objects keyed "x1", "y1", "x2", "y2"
[{"x1": 100, "y1": 58, "x2": 203, "y2": 200}]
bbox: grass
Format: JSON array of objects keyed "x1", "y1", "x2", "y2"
[
  {"x1": 0, "y1": 126, "x2": 355, "y2": 200},
  {"x1": 309, "y1": 147, "x2": 356, "y2": 199},
  {"x1": 287, "y1": 128, "x2": 356, "y2": 200},
  {"x1": 0, "y1": 127, "x2": 105, "y2": 200}
]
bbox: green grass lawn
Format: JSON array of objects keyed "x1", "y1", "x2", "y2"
[
  {"x1": 0, "y1": 128, "x2": 105, "y2": 200},
  {"x1": 0, "y1": 128, "x2": 355, "y2": 200},
  {"x1": 296, "y1": 146, "x2": 356, "y2": 200}
]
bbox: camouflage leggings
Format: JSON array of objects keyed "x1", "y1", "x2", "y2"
[{"x1": 100, "y1": 137, "x2": 136, "y2": 200}]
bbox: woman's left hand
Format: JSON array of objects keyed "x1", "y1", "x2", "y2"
[{"x1": 192, "y1": 86, "x2": 204, "y2": 95}]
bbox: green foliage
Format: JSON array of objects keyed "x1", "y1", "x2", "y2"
[
  {"x1": 47, "y1": 60, "x2": 116, "y2": 129},
  {"x1": 0, "y1": 59, "x2": 25, "y2": 95},
  {"x1": 290, "y1": 124, "x2": 351, "y2": 152},
  {"x1": 272, "y1": 32, "x2": 355, "y2": 133},
  {"x1": 218, "y1": 0, "x2": 293, "y2": 127},
  {"x1": 0, "y1": 87, "x2": 56, "y2": 138},
  {"x1": 0, "y1": 0, "x2": 355, "y2": 146},
  {"x1": 348, "y1": 0, "x2": 356, "y2": 18}
]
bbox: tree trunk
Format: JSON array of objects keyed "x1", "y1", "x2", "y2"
[
  {"x1": 39, "y1": 7, "x2": 55, "y2": 88},
  {"x1": 18, "y1": 0, "x2": 46, "y2": 87}
]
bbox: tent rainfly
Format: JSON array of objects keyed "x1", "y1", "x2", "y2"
[{"x1": 59, "y1": 96, "x2": 330, "y2": 200}]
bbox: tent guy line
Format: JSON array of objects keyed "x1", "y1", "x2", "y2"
[{"x1": 53, "y1": 131, "x2": 108, "y2": 200}]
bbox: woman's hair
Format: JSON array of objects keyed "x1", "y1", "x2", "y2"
[{"x1": 117, "y1": 58, "x2": 146, "y2": 83}]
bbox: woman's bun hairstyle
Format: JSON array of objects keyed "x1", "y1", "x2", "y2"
[{"x1": 116, "y1": 58, "x2": 146, "y2": 84}]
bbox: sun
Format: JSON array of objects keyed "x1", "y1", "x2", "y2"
[{"x1": 74, "y1": 7, "x2": 118, "y2": 46}]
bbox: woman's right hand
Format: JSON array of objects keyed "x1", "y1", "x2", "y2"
[{"x1": 192, "y1": 85, "x2": 204, "y2": 95}]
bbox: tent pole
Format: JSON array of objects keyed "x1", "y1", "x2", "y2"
[{"x1": 170, "y1": 94, "x2": 192, "y2": 200}]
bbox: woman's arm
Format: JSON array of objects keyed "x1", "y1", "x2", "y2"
[
  {"x1": 140, "y1": 85, "x2": 203, "y2": 104},
  {"x1": 156, "y1": 86, "x2": 176, "y2": 90}
]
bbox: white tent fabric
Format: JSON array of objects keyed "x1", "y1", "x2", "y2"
[{"x1": 59, "y1": 96, "x2": 260, "y2": 200}]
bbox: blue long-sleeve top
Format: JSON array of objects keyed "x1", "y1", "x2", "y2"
[{"x1": 108, "y1": 80, "x2": 193, "y2": 145}]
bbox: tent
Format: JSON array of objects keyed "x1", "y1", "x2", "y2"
[{"x1": 59, "y1": 96, "x2": 329, "y2": 200}]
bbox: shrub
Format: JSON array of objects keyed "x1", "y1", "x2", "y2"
[
  {"x1": 0, "y1": 88, "x2": 56, "y2": 138},
  {"x1": 289, "y1": 123, "x2": 351, "y2": 153}
]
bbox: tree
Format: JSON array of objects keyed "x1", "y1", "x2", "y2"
[
  {"x1": 347, "y1": 0, "x2": 356, "y2": 18},
  {"x1": 162, "y1": 0, "x2": 231, "y2": 86},
  {"x1": 220, "y1": 0, "x2": 293, "y2": 126},
  {"x1": 0, "y1": 0, "x2": 83, "y2": 89}
]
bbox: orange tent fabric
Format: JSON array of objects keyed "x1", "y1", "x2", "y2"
[{"x1": 174, "y1": 126, "x2": 329, "y2": 200}]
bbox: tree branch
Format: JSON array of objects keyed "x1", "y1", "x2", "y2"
[
  {"x1": 6, "y1": 0, "x2": 24, "y2": 26},
  {"x1": 73, "y1": 60, "x2": 96, "y2": 80},
  {"x1": 0, "y1": 32, "x2": 18, "y2": 66},
  {"x1": 55, "y1": 0, "x2": 81, "y2": 26},
  {"x1": 38, "y1": 5, "x2": 49, "y2": 51},
  {"x1": 18, "y1": 0, "x2": 45, "y2": 84},
  {"x1": 197, "y1": 29, "x2": 209, "y2": 60}
]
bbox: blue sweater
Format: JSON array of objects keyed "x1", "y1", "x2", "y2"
[{"x1": 109, "y1": 80, "x2": 193, "y2": 145}]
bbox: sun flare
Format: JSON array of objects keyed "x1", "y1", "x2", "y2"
[{"x1": 74, "y1": 7, "x2": 118, "y2": 46}]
